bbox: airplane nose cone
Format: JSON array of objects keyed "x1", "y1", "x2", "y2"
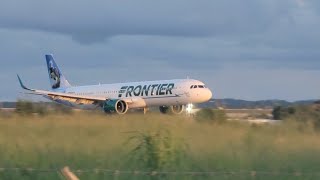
[{"x1": 207, "y1": 89, "x2": 213, "y2": 101}]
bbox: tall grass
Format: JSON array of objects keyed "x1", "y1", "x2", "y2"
[{"x1": 0, "y1": 112, "x2": 320, "y2": 179}]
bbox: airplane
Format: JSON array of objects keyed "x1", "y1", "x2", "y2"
[{"x1": 17, "y1": 54, "x2": 213, "y2": 114}]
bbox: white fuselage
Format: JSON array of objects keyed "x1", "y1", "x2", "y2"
[
  {"x1": 52, "y1": 79, "x2": 212, "y2": 109},
  {"x1": 18, "y1": 54, "x2": 213, "y2": 113}
]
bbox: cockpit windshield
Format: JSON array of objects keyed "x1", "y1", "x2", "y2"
[{"x1": 190, "y1": 84, "x2": 206, "y2": 89}]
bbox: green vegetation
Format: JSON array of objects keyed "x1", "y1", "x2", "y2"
[
  {"x1": 15, "y1": 100, "x2": 35, "y2": 115},
  {"x1": 272, "y1": 106, "x2": 296, "y2": 120},
  {"x1": 0, "y1": 111, "x2": 320, "y2": 179},
  {"x1": 15, "y1": 100, "x2": 73, "y2": 116},
  {"x1": 195, "y1": 108, "x2": 227, "y2": 123},
  {"x1": 127, "y1": 130, "x2": 187, "y2": 170},
  {"x1": 272, "y1": 105, "x2": 320, "y2": 130}
]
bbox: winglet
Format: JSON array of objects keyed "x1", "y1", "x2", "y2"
[{"x1": 17, "y1": 74, "x2": 34, "y2": 91}]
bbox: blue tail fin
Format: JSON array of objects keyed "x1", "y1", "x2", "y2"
[{"x1": 45, "y1": 54, "x2": 71, "y2": 90}]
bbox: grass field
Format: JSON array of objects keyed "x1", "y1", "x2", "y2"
[{"x1": 0, "y1": 112, "x2": 320, "y2": 179}]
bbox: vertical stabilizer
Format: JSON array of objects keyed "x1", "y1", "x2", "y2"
[{"x1": 45, "y1": 54, "x2": 71, "y2": 90}]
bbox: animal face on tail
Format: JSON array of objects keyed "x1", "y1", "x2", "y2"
[
  {"x1": 45, "y1": 54, "x2": 71, "y2": 90},
  {"x1": 48, "y1": 60, "x2": 61, "y2": 89}
]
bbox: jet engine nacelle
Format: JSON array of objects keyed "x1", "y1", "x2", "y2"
[
  {"x1": 159, "y1": 105, "x2": 184, "y2": 114},
  {"x1": 103, "y1": 99, "x2": 128, "y2": 114}
]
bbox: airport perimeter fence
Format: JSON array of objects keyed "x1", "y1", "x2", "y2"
[{"x1": 1, "y1": 167, "x2": 320, "y2": 179}]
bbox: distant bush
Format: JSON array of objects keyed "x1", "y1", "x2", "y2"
[
  {"x1": 314, "y1": 100, "x2": 320, "y2": 104},
  {"x1": 195, "y1": 108, "x2": 227, "y2": 124},
  {"x1": 33, "y1": 103, "x2": 50, "y2": 116},
  {"x1": 16, "y1": 100, "x2": 53, "y2": 116},
  {"x1": 15, "y1": 100, "x2": 35, "y2": 115},
  {"x1": 273, "y1": 105, "x2": 320, "y2": 130},
  {"x1": 51, "y1": 103, "x2": 73, "y2": 115},
  {"x1": 15, "y1": 100, "x2": 73, "y2": 116},
  {"x1": 272, "y1": 106, "x2": 296, "y2": 120}
]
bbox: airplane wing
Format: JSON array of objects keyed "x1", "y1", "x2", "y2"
[
  {"x1": 17, "y1": 75, "x2": 106, "y2": 105},
  {"x1": 17, "y1": 75, "x2": 144, "y2": 108}
]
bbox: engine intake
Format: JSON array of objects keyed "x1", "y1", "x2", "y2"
[{"x1": 103, "y1": 99, "x2": 128, "y2": 114}]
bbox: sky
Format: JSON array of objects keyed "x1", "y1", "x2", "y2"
[{"x1": 0, "y1": 0, "x2": 320, "y2": 101}]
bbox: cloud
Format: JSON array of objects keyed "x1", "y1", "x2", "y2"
[
  {"x1": 0, "y1": 0, "x2": 306, "y2": 43},
  {"x1": 0, "y1": 0, "x2": 320, "y2": 101}
]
